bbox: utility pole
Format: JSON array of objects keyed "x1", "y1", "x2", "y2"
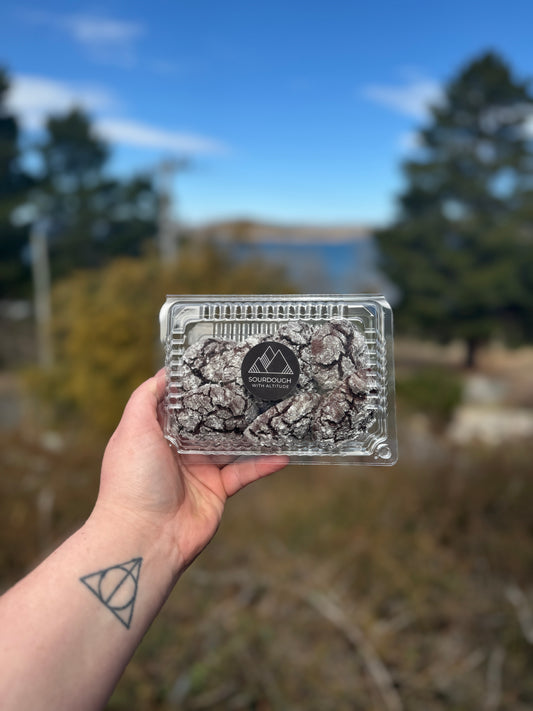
[
  {"x1": 29, "y1": 218, "x2": 54, "y2": 369},
  {"x1": 156, "y1": 157, "x2": 188, "y2": 263}
]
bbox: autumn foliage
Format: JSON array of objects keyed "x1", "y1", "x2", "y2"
[{"x1": 27, "y1": 241, "x2": 292, "y2": 432}]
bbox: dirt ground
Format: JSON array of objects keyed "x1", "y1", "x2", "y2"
[{"x1": 395, "y1": 338, "x2": 533, "y2": 408}]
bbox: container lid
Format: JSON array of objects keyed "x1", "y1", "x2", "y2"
[{"x1": 160, "y1": 294, "x2": 397, "y2": 465}]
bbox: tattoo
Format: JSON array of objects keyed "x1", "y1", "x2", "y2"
[{"x1": 80, "y1": 557, "x2": 142, "y2": 629}]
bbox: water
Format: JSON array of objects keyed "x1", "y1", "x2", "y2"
[{"x1": 234, "y1": 236, "x2": 384, "y2": 293}]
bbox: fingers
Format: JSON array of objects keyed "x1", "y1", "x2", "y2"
[
  {"x1": 153, "y1": 367, "x2": 167, "y2": 402},
  {"x1": 220, "y1": 455, "x2": 289, "y2": 497},
  {"x1": 209, "y1": 454, "x2": 239, "y2": 468},
  {"x1": 115, "y1": 369, "x2": 166, "y2": 438}
]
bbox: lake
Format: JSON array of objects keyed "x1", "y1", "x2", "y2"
[{"x1": 233, "y1": 236, "x2": 386, "y2": 293}]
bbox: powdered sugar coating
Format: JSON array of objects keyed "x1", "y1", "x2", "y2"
[
  {"x1": 170, "y1": 318, "x2": 376, "y2": 450},
  {"x1": 244, "y1": 391, "x2": 320, "y2": 447},
  {"x1": 174, "y1": 383, "x2": 259, "y2": 435},
  {"x1": 183, "y1": 338, "x2": 243, "y2": 387},
  {"x1": 309, "y1": 319, "x2": 368, "y2": 392},
  {"x1": 312, "y1": 372, "x2": 378, "y2": 443}
]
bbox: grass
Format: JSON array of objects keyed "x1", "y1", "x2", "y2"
[{"x1": 3, "y1": 424, "x2": 533, "y2": 710}]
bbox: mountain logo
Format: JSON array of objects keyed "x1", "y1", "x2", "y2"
[
  {"x1": 247, "y1": 345, "x2": 294, "y2": 375},
  {"x1": 241, "y1": 341, "x2": 300, "y2": 401}
]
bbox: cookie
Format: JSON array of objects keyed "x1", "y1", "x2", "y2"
[
  {"x1": 174, "y1": 383, "x2": 259, "y2": 435},
  {"x1": 312, "y1": 372, "x2": 377, "y2": 443},
  {"x1": 183, "y1": 337, "x2": 243, "y2": 387},
  {"x1": 309, "y1": 318, "x2": 368, "y2": 392},
  {"x1": 244, "y1": 391, "x2": 320, "y2": 447}
]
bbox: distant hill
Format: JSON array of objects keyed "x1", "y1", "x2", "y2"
[{"x1": 188, "y1": 219, "x2": 372, "y2": 244}]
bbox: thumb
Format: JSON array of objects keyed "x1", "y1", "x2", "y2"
[
  {"x1": 220, "y1": 455, "x2": 289, "y2": 497},
  {"x1": 113, "y1": 369, "x2": 166, "y2": 441}
]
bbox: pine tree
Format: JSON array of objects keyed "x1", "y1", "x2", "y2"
[
  {"x1": 376, "y1": 52, "x2": 533, "y2": 367},
  {"x1": 36, "y1": 108, "x2": 158, "y2": 279},
  {"x1": 0, "y1": 68, "x2": 33, "y2": 297}
]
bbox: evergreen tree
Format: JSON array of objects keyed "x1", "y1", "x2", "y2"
[
  {"x1": 36, "y1": 108, "x2": 158, "y2": 279},
  {"x1": 376, "y1": 52, "x2": 533, "y2": 367},
  {"x1": 0, "y1": 68, "x2": 33, "y2": 297}
]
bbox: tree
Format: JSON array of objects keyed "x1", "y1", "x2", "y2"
[
  {"x1": 0, "y1": 68, "x2": 33, "y2": 297},
  {"x1": 35, "y1": 108, "x2": 158, "y2": 280},
  {"x1": 376, "y1": 52, "x2": 533, "y2": 367}
]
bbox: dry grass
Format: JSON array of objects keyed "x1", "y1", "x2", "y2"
[
  {"x1": 115, "y1": 442, "x2": 533, "y2": 710},
  {"x1": 2, "y1": 421, "x2": 533, "y2": 710}
]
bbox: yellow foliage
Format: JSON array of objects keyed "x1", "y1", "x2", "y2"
[{"x1": 30, "y1": 242, "x2": 293, "y2": 434}]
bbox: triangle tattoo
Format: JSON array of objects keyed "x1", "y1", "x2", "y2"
[{"x1": 80, "y1": 558, "x2": 142, "y2": 629}]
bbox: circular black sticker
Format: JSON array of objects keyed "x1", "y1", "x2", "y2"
[{"x1": 241, "y1": 341, "x2": 300, "y2": 401}]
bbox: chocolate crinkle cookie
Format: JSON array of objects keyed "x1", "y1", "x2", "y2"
[
  {"x1": 170, "y1": 318, "x2": 377, "y2": 449},
  {"x1": 312, "y1": 372, "x2": 378, "y2": 443},
  {"x1": 309, "y1": 318, "x2": 367, "y2": 392},
  {"x1": 174, "y1": 383, "x2": 259, "y2": 435},
  {"x1": 182, "y1": 337, "x2": 244, "y2": 389},
  {"x1": 244, "y1": 391, "x2": 320, "y2": 447}
]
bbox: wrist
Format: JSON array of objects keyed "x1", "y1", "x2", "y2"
[
  {"x1": 83, "y1": 504, "x2": 185, "y2": 597},
  {"x1": 0, "y1": 497, "x2": 185, "y2": 711}
]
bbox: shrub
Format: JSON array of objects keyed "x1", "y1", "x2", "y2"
[
  {"x1": 396, "y1": 366, "x2": 463, "y2": 427},
  {"x1": 26, "y1": 242, "x2": 293, "y2": 434}
]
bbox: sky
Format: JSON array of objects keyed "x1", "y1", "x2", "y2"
[{"x1": 2, "y1": 0, "x2": 533, "y2": 227}]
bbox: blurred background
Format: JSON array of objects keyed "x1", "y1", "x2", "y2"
[{"x1": 1, "y1": 1, "x2": 533, "y2": 708}]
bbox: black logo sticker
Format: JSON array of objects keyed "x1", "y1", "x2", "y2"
[{"x1": 241, "y1": 341, "x2": 300, "y2": 401}]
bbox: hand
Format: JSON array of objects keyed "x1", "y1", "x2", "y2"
[{"x1": 93, "y1": 369, "x2": 288, "y2": 574}]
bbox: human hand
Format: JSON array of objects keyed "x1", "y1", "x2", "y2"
[{"x1": 93, "y1": 369, "x2": 288, "y2": 575}]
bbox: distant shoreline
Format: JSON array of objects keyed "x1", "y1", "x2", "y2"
[{"x1": 187, "y1": 220, "x2": 373, "y2": 244}]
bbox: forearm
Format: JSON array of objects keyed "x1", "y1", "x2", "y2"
[
  {"x1": 0, "y1": 509, "x2": 182, "y2": 711},
  {"x1": 0, "y1": 366, "x2": 287, "y2": 710}
]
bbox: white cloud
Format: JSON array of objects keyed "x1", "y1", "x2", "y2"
[
  {"x1": 7, "y1": 74, "x2": 228, "y2": 156},
  {"x1": 7, "y1": 74, "x2": 117, "y2": 131},
  {"x1": 97, "y1": 118, "x2": 229, "y2": 155},
  {"x1": 20, "y1": 10, "x2": 144, "y2": 67},
  {"x1": 363, "y1": 76, "x2": 443, "y2": 120},
  {"x1": 62, "y1": 14, "x2": 143, "y2": 47}
]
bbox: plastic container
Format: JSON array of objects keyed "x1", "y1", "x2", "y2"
[{"x1": 160, "y1": 295, "x2": 397, "y2": 465}]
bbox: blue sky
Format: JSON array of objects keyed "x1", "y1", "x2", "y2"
[{"x1": 2, "y1": 0, "x2": 533, "y2": 226}]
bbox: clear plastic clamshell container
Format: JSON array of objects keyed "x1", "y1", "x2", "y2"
[{"x1": 160, "y1": 295, "x2": 397, "y2": 465}]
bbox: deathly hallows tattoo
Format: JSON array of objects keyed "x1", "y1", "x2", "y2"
[{"x1": 80, "y1": 557, "x2": 142, "y2": 629}]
